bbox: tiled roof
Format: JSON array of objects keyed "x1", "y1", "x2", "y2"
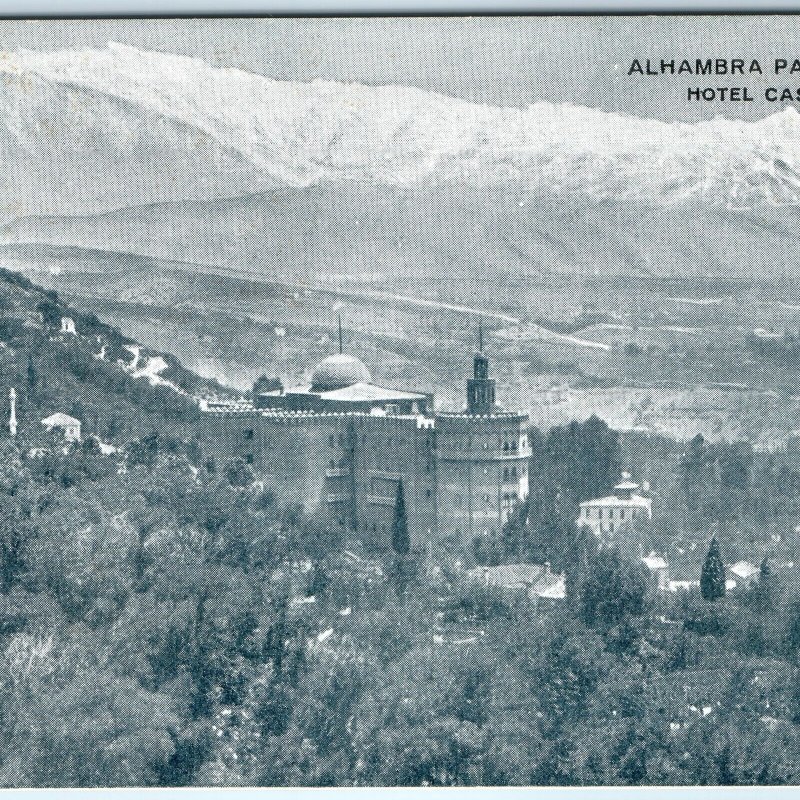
[
  {"x1": 319, "y1": 382, "x2": 427, "y2": 402},
  {"x1": 467, "y1": 563, "x2": 566, "y2": 598},
  {"x1": 580, "y1": 495, "x2": 651, "y2": 508},
  {"x1": 728, "y1": 561, "x2": 760, "y2": 579},
  {"x1": 643, "y1": 554, "x2": 668, "y2": 570},
  {"x1": 41, "y1": 412, "x2": 80, "y2": 427}
]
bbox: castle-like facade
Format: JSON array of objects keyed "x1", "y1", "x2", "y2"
[{"x1": 200, "y1": 336, "x2": 531, "y2": 554}]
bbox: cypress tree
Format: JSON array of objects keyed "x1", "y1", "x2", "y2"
[
  {"x1": 391, "y1": 479, "x2": 410, "y2": 556},
  {"x1": 700, "y1": 536, "x2": 726, "y2": 601},
  {"x1": 26, "y1": 354, "x2": 37, "y2": 393}
]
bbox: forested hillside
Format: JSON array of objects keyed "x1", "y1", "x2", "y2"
[
  {"x1": 0, "y1": 267, "x2": 235, "y2": 445},
  {"x1": 4, "y1": 270, "x2": 800, "y2": 786}
]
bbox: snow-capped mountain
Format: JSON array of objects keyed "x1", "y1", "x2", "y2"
[{"x1": 4, "y1": 42, "x2": 800, "y2": 222}]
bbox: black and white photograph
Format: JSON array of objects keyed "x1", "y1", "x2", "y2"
[{"x1": 1, "y1": 14, "x2": 800, "y2": 788}]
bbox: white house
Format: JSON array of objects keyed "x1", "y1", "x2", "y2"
[
  {"x1": 60, "y1": 317, "x2": 77, "y2": 335},
  {"x1": 41, "y1": 412, "x2": 81, "y2": 442},
  {"x1": 642, "y1": 553, "x2": 669, "y2": 590},
  {"x1": 577, "y1": 472, "x2": 653, "y2": 539},
  {"x1": 466, "y1": 562, "x2": 566, "y2": 601},
  {"x1": 726, "y1": 561, "x2": 760, "y2": 589}
]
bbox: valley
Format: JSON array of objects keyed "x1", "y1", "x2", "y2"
[{"x1": 6, "y1": 233, "x2": 800, "y2": 450}]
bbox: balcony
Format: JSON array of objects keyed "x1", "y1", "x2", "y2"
[
  {"x1": 438, "y1": 445, "x2": 532, "y2": 461},
  {"x1": 366, "y1": 494, "x2": 396, "y2": 506},
  {"x1": 326, "y1": 493, "x2": 350, "y2": 503}
]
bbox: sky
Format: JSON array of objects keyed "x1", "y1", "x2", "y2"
[{"x1": 1, "y1": 16, "x2": 800, "y2": 121}]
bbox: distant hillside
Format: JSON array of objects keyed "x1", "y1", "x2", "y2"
[
  {"x1": 6, "y1": 186, "x2": 800, "y2": 302},
  {"x1": 0, "y1": 268, "x2": 237, "y2": 445}
]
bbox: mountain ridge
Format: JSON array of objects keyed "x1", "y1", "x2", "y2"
[{"x1": 5, "y1": 43, "x2": 800, "y2": 221}]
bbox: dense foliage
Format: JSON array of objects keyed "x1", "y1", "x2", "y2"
[
  {"x1": 5, "y1": 275, "x2": 800, "y2": 786},
  {"x1": 0, "y1": 417, "x2": 800, "y2": 786}
]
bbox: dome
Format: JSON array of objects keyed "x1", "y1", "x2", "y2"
[{"x1": 311, "y1": 353, "x2": 372, "y2": 391}]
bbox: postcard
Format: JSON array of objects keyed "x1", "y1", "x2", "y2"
[{"x1": 0, "y1": 14, "x2": 799, "y2": 789}]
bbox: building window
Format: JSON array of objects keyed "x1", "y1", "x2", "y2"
[
  {"x1": 245, "y1": 453, "x2": 254, "y2": 465},
  {"x1": 329, "y1": 459, "x2": 336, "y2": 469},
  {"x1": 609, "y1": 509, "x2": 614, "y2": 519},
  {"x1": 598, "y1": 509, "x2": 603, "y2": 519},
  {"x1": 243, "y1": 429, "x2": 254, "y2": 440},
  {"x1": 329, "y1": 434, "x2": 335, "y2": 447},
  {"x1": 620, "y1": 509, "x2": 626, "y2": 520},
  {"x1": 426, "y1": 489, "x2": 432, "y2": 498}
]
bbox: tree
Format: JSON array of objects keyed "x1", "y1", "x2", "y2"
[
  {"x1": 717, "y1": 442, "x2": 753, "y2": 523},
  {"x1": 391, "y1": 480, "x2": 410, "y2": 556},
  {"x1": 252, "y1": 375, "x2": 282, "y2": 397},
  {"x1": 679, "y1": 434, "x2": 713, "y2": 519},
  {"x1": 578, "y1": 548, "x2": 648, "y2": 627},
  {"x1": 27, "y1": 354, "x2": 38, "y2": 394},
  {"x1": 624, "y1": 342, "x2": 643, "y2": 357},
  {"x1": 225, "y1": 458, "x2": 254, "y2": 489},
  {"x1": 700, "y1": 536, "x2": 726, "y2": 601}
]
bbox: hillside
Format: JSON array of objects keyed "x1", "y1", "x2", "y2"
[{"x1": 0, "y1": 268, "x2": 236, "y2": 445}]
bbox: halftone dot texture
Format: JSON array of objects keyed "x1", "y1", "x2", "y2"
[{"x1": 1, "y1": 16, "x2": 800, "y2": 788}]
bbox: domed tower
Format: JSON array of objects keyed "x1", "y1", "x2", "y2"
[
  {"x1": 435, "y1": 323, "x2": 531, "y2": 555},
  {"x1": 310, "y1": 353, "x2": 372, "y2": 392},
  {"x1": 310, "y1": 316, "x2": 372, "y2": 391}
]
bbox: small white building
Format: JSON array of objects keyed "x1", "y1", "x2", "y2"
[
  {"x1": 467, "y1": 562, "x2": 566, "y2": 601},
  {"x1": 577, "y1": 472, "x2": 652, "y2": 538},
  {"x1": 726, "y1": 561, "x2": 760, "y2": 590},
  {"x1": 41, "y1": 412, "x2": 81, "y2": 442},
  {"x1": 60, "y1": 317, "x2": 76, "y2": 335},
  {"x1": 642, "y1": 553, "x2": 670, "y2": 590}
]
